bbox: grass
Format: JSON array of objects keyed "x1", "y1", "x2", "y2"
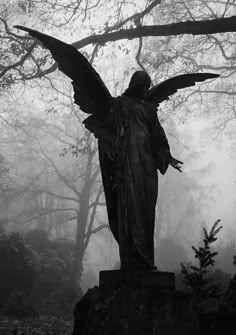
[{"x1": 0, "y1": 313, "x2": 73, "y2": 335}]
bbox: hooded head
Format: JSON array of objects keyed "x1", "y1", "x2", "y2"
[{"x1": 123, "y1": 71, "x2": 151, "y2": 98}]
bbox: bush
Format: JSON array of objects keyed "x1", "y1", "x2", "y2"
[
  {"x1": 0, "y1": 229, "x2": 81, "y2": 318},
  {"x1": 0, "y1": 232, "x2": 36, "y2": 309},
  {"x1": 24, "y1": 228, "x2": 51, "y2": 252},
  {"x1": 3, "y1": 291, "x2": 36, "y2": 318},
  {"x1": 180, "y1": 219, "x2": 223, "y2": 298},
  {"x1": 25, "y1": 231, "x2": 78, "y2": 316}
]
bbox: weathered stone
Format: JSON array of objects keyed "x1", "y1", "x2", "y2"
[
  {"x1": 99, "y1": 269, "x2": 175, "y2": 290},
  {"x1": 72, "y1": 271, "x2": 200, "y2": 335}
]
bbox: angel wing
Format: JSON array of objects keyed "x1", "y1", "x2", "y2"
[
  {"x1": 146, "y1": 73, "x2": 219, "y2": 105},
  {"x1": 14, "y1": 25, "x2": 112, "y2": 116}
]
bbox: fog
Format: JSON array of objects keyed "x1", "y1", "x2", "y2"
[{"x1": 0, "y1": 1, "x2": 236, "y2": 330}]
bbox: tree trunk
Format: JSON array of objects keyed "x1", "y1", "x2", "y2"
[{"x1": 70, "y1": 145, "x2": 95, "y2": 295}]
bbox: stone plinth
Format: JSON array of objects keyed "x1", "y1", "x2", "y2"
[
  {"x1": 99, "y1": 269, "x2": 175, "y2": 290},
  {"x1": 73, "y1": 270, "x2": 200, "y2": 335}
]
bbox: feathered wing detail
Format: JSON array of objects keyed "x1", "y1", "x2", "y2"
[
  {"x1": 14, "y1": 25, "x2": 112, "y2": 116},
  {"x1": 146, "y1": 73, "x2": 219, "y2": 105}
]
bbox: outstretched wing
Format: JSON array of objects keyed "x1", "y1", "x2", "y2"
[
  {"x1": 14, "y1": 25, "x2": 112, "y2": 115},
  {"x1": 146, "y1": 73, "x2": 219, "y2": 105}
]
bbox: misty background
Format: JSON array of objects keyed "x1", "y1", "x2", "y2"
[{"x1": 0, "y1": 0, "x2": 235, "y2": 321}]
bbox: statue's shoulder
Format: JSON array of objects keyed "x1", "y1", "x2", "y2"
[
  {"x1": 112, "y1": 96, "x2": 155, "y2": 114},
  {"x1": 111, "y1": 95, "x2": 132, "y2": 110}
]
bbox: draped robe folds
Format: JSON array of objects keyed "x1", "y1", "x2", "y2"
[{"x1": 97, "y1": 96, "x2": 170, "y2": 270}]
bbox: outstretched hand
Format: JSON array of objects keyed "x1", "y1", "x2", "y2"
[{"x1": 169, "y1": 155, "x2": 183, "y2": 173}]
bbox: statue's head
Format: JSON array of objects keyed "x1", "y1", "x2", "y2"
[
  {"x1": 128, "y1": 71, "x2": 151, "y2": 90},
  {"x1": 123, "y1": 71, "x2": 151, "y2": 98}
]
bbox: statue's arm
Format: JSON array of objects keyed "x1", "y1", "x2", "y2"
[
  {"x1": 151, "y1": 112, "x2": 183, "y2": 174},
  {"x1": 151, "y1": 112, "x2": 170, "y2": 175},
  {"x1": 168, "y1": 155, "x2": 183, "y2": 173}
]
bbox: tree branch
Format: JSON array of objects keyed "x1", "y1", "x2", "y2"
[
  {"x1": 37, "y1": 141, "x2": 81, "y2": 198},
  {"x1": 17, "y1": 15, "x2": 236, "y2": 77},
  {"x1": 84, "y1": 224, "x2": 109, "y2": 238},
  {"x1": 38, "y1": 189, "x2": 79, "y2": 203},
  {"x1": 72, "y1": 16, "x2": 236, "y2": 50},
  {"x1": 104, "y1": 0, "x2": 161, "y2": 33},
  {"x1": 21, "y1": 207, "x2": 79, "y2": 226},
  {"x1": 84, "y1": 184, "x2": 104, "y2": 250},
  {"x1": 0, "y1": 42, "x2": 36, "y2": 79}
]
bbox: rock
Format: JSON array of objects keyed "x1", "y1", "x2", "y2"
[{"x1": 72, "y1": 270, "x2": 200, "y2": 335}]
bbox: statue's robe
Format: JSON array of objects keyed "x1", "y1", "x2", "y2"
[{"x1": 97, "y1": 96, "x2": 170, "y2": 270}]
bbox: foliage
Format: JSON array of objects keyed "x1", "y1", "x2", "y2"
[
  {"x1": 3, "y1": 291, "x2": 36, "y2": 318},
  {"x1": 25, "y1": 229, "x2": 79, "y2": 316},
  {"x1": 180, "y1": 219, "x2": 223, "y2": 298},
  {"x1": 176, "y1": 267, "x2": 231, "y2": 296},
  {"x1": 178, "y1": 220, "x2": 236, "y2": 333},
  {"x1": 0, "y1": 229, "x2": 80, "y2": 318},
  {"x1": 220, "y1": 257, "x2": 236, "y2": 324},
  {"x1": 24, "y1": 228, "x2": 51, "y2": 251},
  {"x1": 33, "y1": 243, "x2": 78, "y2": 316},
  {"x1": 0, "y1": 232, "x2": 36, "y2": 308}
]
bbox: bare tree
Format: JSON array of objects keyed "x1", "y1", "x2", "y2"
[
  {"x1": 1, "y1": 0, "x2": 236, "y2": 84},
  {"x1": 0, "y1": 95, "x2": 108, "y2": 292}
]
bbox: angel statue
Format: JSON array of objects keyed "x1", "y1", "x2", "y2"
[{"x1": 14, "y1": 26, "x2": 219, "y2": 271}]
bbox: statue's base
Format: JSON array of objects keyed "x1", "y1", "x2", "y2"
[
  {"x1": 99, "y1": 269, "x2": 175, "y2": 290},
  {"x1": 73, "y1": 270, "x2": 200, "y2": 335}
]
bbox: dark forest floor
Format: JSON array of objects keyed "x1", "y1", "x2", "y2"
[{"x1": 0, "y1": 314, "x2": 73, "y2": 335}]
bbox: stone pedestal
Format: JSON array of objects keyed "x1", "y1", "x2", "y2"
[
  {"x1": 99, "y1": 269, "x2": 175, "y2": 290},
  {"x1": 72, "y1": 270, "x2": 200, "y2": 335}
]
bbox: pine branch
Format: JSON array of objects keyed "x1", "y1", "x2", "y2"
[{"x1": 181, "y1": 219, "x2": 222, "y2": 297}]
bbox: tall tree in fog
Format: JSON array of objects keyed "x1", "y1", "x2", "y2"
[{"x1": 0, "y1": 93, "x2": 107, "y2": 292}]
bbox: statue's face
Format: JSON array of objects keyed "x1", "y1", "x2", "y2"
[{"x1": 129, "y1": 71, "x2": 151, "y2": 90}]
